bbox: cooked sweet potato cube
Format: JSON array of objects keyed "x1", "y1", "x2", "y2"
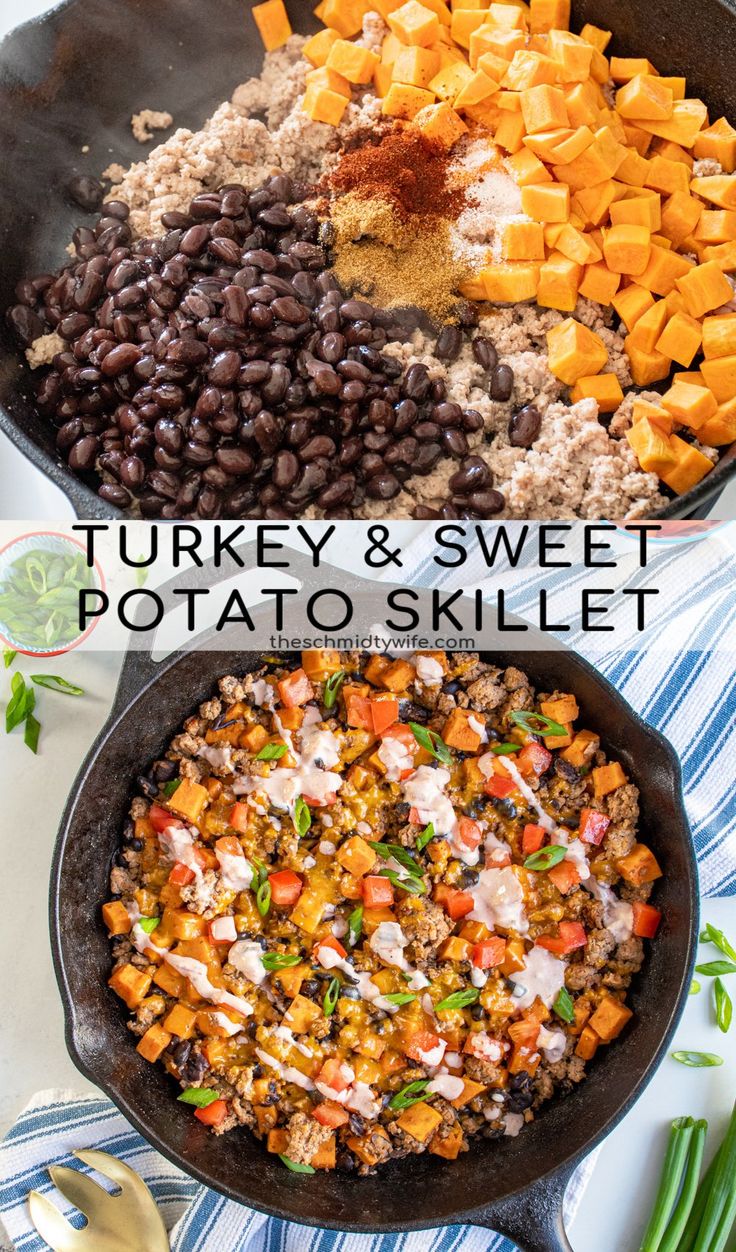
[
  {"x1": 267, "y1": 1128, "x2": 289, "y2": 1154},
  {"x1": 379, "y1": 658, "x2": 417, "y2": 691},
  {"x1": 616, "y1": 842, "x2": 663, "y2": 885},
  {"x1": 168, "y1": 777, "x2": 209, "y2": 823},
  {"x1": 397, "y1": 1101, "x2": 443, "y2": 1142},
  {"x1": 102, "y1": 901, "x2": 133, "y2": 935},
  {"x1": 240, "y1": 723, "x2": 269, "y2": 752},
  {"x1": 451, "y1": 1078, "x2": 487, "y2": 1107},
  {"x1": 575, "y1": 1024, "x2": 600, "y2": 1060},
  {"x1": 336, "y1": 835, "x2": 377, "y2": 876},
  {"x1": 346, "y1": 1126, "x2": 391, "y2": 1165},
  {"x1": 442, "y1": 706, "x2": 483, "y2": 752},
  {"x1": 109, "y1": 964, "x2": 152, "y2": 1009},
  {"x1": 136, "y1": 1023, "x2": 172, "y2": 1063},
  {"x1": 301, "y1": 649, "x2": 342, "y2": 680},
  {"x1": 588, "y1": 995, "x2": 633, "y2": 1042},
  {"x1": 163, "y1": 1003, "x2": 198, "y2": 1039},
  {"x1": 283, "y1": 994, "x2": 323, "y2": 1033},
  {"x1": 592, "y1": 761, "x2": 627, "y2": 797},
  {"x1": 429, "y1": 1124, "x2": 465, "y2": 1158},
  {"x1": 540, "y1": 694, "x2": 579, "y2": 724}
]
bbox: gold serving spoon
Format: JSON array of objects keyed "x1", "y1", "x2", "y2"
[{"x1": 28, "y1": 1149, "x2": 170, "y2": 1252}]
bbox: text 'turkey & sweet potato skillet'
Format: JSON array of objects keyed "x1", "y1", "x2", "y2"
[{"x1": 50, "y1": 549, "x2": 698, "y2": 1251}]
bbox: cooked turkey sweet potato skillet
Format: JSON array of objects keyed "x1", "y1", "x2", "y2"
[{"x1": 103, "y1": 649, "x2": 665, "y2": 1175}]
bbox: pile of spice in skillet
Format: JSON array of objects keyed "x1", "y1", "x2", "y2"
[
  {"x1": 104, "y1": 649, "x2": 663, "y2": 1174},
  {"x1": 9, "y1": 1, "x2": 736, "y2": 520}
]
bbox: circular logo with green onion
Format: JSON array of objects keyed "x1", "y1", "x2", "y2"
[{"x1": 0, "y1": 531, "x2": 103, "y2": 657}]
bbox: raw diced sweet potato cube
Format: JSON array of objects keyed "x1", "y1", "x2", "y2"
[
  {"x1": 546, "y1": 317, "x2": 608, "y2": 384},
  {"x1": 570, "y1": 374, "x2": 624, "y2": 411},
  {"x1": 302, "y1": 27, "x2": 341, "y2": 66},
  {"x1": 588, "y1": 995, "x2": 633, "y2": 1042},
  {"x1": 699, "y1": 397, "x2": 736, "y2": 445},
  {"x1": 592, "y1": 761, "x2": 627, "y2": 797},
  {"x1": 388, "y1": 0, "x2": 440, "y2": 45},
  {"x1": 442, "y1": 706, "x2": 483, "y2": 752},
  {"x1": 521, "y1": 182, "x2": 570, "y2": 223},
  {"x1": 675, "y1": 260, "x2": 733, "y2": 319},
  {"x1": 303, "y1": 83, "x2": 349, "y2": 125},
  {"x1": 336, "y1": 835, "x2": 377, "y2": 876},
  {"x1": 616, "y1": 74, "x2": 673, "y2": 121},
  {"x1": 396, "y1": 1101, "x2": 443, "y2": 1142},
  {"x1": 693, "y1": 117, "x2": 736, "y2": 173},
  {"x1": 392, "y1": 44, "x2": 441, "y2": 86},
  {"x1": 624, "y1": 337, "x2": 672, "y2": 386},
  {"x1": 628, "y1": 419, "x2": 677, "y2": 476},
  {"x1": 480, "y1": 261, "x2": 540, "y2": 301},
  {"x1": 168, "y1": 777, "x2": 209, "y2": 823},
  {"x1": 537, "y1": 253, "x2": 582, "y2": 312},
  {"x1": 382, "y1": 82, "x2": 436, "y2": 118},
  {"x1": 700, "y1": 355, "x2": 736, "y2": 404},
  {"x1": 661, "y1": 380, "x2": 717, "y2": 429},
  {"x1": 102, "y1": 901, "x2": 133, "y2": 935},
  {"x1": 502, "y1": 221, "x2": 546, "y2": 261},
  {"x1": 603, "y1": 224, "x2": 651, "y2": 275},
  {"x1": 136, "y1": 1023, "x2": 172, "y2": 1063},
  {"x1": 616, "y1": 842, "x2": 663, "y2": 885},
  {"x1": 306, "y1": 65, "x2": 352, "y2": 96},
  {"x1": 327, "y1": 39, "x2": 379, "y2": 83},
  {"x1": 109, "y1": 963, "x2": 152, "y2": 1009},
  {"x1": 415, "y1": 100, "x2": 467, "y2": 147},
  {"x1": 655, "y1": 312, "x2": 703, "y2": 367},
  {"x1": 702, "y1": 314, "x2": 736, "y2": 360},
  {"x1": 575, "y1": 1024, "x2": 600, "y2": 1059},
  {"x1": 612, "y1": 284, "x2": 654, "y2": 330},
  {"x1": 529, "y1": 0, "x2": 570, "y2": 33},
  {"x1": 251, "y1": 0, "x2": 292, "y2": 51},
  {"x1": 520, "y1": 84, "x2": 569, "y2": 134}
]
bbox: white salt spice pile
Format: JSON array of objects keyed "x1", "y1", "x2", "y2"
[{"x1": 450, "y1": 137, "x2": 528, "y2": 266}]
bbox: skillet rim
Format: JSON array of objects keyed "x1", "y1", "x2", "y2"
[
  {"x1": 48, "y1": 641, "x2": 699, "y2": 1233},
  {"x1": 0, "y1": 0, "x2": 733, "y2": 522}
]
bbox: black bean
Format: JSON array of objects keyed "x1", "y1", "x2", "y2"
[
  {"x1": 273, "y1": 450, "x2": 300, "y2": 489},
  {"x1": 6, "y1": 304, "x2": 44, "y2": 347},
  {"x1": 100, "y1": 342, "x2": 140, "y2": 376},
  {"x1": 403, "y1": 362, "x2": 431, "y2": 401},
  {"x1": 472, "y1": 336, "x2": 498, "y2": 370},
  {"x1": 67, "y1": 434, "x2": 99, "y2": 471},
  {"x1": 508, "y1": 404, "x2": 541, "y2": 448},
  {"x1": 366, "y1": 472, "x2": 400, "y2": 500},
  {"x1": 435, "y1": 324, "x2": 462, "y2": 361},
  {"x1": 67, "y1": 175, "x2": 105, "y2": 212},
  {"x1": 490, "y1": 362, "x2": 514, "y2": 401},
  {"x1": 449, "y1": 456, "x2": 491, "y2": 495},
  {"x1": 442, "y1": 428, "x2": 469, "y2": 458},
  {"x1": 467, "y1": 489, "x2": 505, "y2": 516}
]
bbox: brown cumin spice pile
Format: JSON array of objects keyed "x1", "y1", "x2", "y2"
[{"x1": 326, "y1": 126, "x2": 472, "y2": 321}]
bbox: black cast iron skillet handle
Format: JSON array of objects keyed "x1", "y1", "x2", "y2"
[{"x1": 475, "y1": 1166, "x2": 575, "y2": 1251}]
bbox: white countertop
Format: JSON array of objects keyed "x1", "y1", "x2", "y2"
[{"x1": 0, "y1": 642, "x2": 734, "y2": 1252}]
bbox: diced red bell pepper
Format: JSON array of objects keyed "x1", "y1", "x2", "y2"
[
  {"x1": 579, "y1": 807, "x2": 611, "y2": 846},
  {"x1": 435, "y1": 884, "x2": 475, "y2": 920},
  {"x1": 457, "y1": 816, "x2": 482, "y2": 850},
  {"x1": 193, "y1": 1098, "x2": 228, "y2": 1126},
  {"x1": 472, "y1": 936, "x2": 506, "y2": 969},
  {"x1": 315, "y1": 935, "x2": 347, "y2": 962},
  {"x1": 379, "y1": 723, "x2": 416, "y2": 751},
  {"x1": 362, "y1": 875, "x2": 395, "y2": 908},
  {"x1": 632, "y1": 901, "x2": 662, "y2": 938},
  {"x1": 229, "y1": 802, "x2": 250, "y2": 834},
  {"x1": 313, "y1": 1101, "x2": 350, "y2": 1128},
  {"x1": 547, "y1": 860, "x2": 582, "y2": 895},
  {"x1": 370, "y1": 697, "x2": 399, "y2": 735},
  {"x1": 344, "y1": 692, "x2": 373, "y2": 730},
  {"x1": 317, "y1": 1058, "x2": 351, "y2": 1092},
  {"x1": 149, "y1": 802, "x2": 184, "y2": 834},
  {"x1": 484, "y1": 776, "x2": 517, "y2": 800},
  {"x1": 404, "y1": 1030, "x2": 442, "y2": 1063},
  {"x1": 409, "y1": 807, "x2": 422, "y2": 825},
  {"x1": 169, "y1": 862, "x2": 195, "y2": 886},
  {"x1": 302, "y1": 792, "x2": 337, "y2": 807},
  {"x1": 277, "y1": 668, "x2": 314, "y2": 709},
  {"x1": 269, "y1": 869, "x2": 303, "y2": 907},
  {"x1": 522, "y1": 823, "x2": 546, "y2": 855},
  {"x1": 518, "y1": 741, "x2": 553, "y2": 777},
  {"x1": 537, "y1": 920, "x2": 587, "y2": 955}
]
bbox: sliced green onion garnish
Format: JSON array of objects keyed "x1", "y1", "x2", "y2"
[
  {"x1": 256, "y1": 742, "x2": 288, "y2": 761},
  {"x1": 177, "y1": 1088, "x2": 220, "y2": 1108},
  {"x1": 261, "y1": 952, "x2": 301, "y2": 971},
  {"x1": 30, "y1": 674, "x2": 84, "y2": 696},
  {"x1": 524, "y1": 845, "x2": 567, "y2": 872},
  {"x1": 323, "y1": 670, "x2": 345, "y2": 709},
  {"x1": 369, "y1": 841, "x2": 422, "y2": 877},
  {"x1": 24, "y1": 709, "x2": 40, "y2": 754},
  {"x1": 492, "y1": 742, "x2": 521, "y2": 755},
  {"x1": 388, "y1": 1079, "x2": 429, "y2": 1110},
  {"x1": 279, "y1": 1154, "x2": 315, "y2": 1174},
  {"x1": 553, "y1": 986, "x2": 575, "y2": 1023},
  {"x1": 409, "y1": 722, "x2": 452, "y2": 766},
  {"x1": 256, "y1": 879, "x2": 272, "y2": 917},
  {"x1": 714, "y1": 977, "x2": 732, "y2": 1033},
  {"x1": 6, "y1": 672, "x2": 30, "y2": 733},
  {"x1": 323, "y1": 976, "x2": 341, "y2": 1017},
  {"x1": 694, "y1": 960, "x2": 736, "y2": 977},
  {"x1": 435, "y1": 988, "x2": 479, "y2": 1012},
  {"x1": 3, "y1": 649, "x2": 16, "y2": 668},
  {"x1": 700, "y1": 922, "x2": 736, "y2": 964},
  {"x1": 509, "y1": 709, "x2": 567, "y2": 737},
  {"x1": 138, "y1": 916, "x2": 160, "y2": 934},
  {"x1": 378, "y1": 868, "x2": 426, "y2": 895},
  {"x1": 294, "y1": 795, "x2": 311, "y2": 838},
  {"x1": 347, "y1": 904, "x2": 363, "y2": 947},
  {"x1": 161, "y1": 779, "x2": 181, "y2": 798},
  {"x1": 415, "y1": 822, "x2": 435, "y2": 852},
  {"x1": 384, "y1": 992, "x2": 416, "y2": 1006},
  {"x1": 689, "y1": 980, "x2": 701, "y2": 995},
  {"x1": 638, "y1": 1116, "x2": 694, "y2": 1252},
  {"x1": 671, "y1": 1051, "x2": 723, "y2": 1067}
]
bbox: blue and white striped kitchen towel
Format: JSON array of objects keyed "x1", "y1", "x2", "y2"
[{"x1": 1, "y1": 522, "x2": 735, "y2": 1251}]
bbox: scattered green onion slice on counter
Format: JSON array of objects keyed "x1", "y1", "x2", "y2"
[
  {"x1": 492, "y1": 742, "x2": 521, "y2": 755},
  {"x1": 177, "y1": 1088, "x2": 220, "y2": 1108},
  {"x1": 30, "y1": 674, "x2": 84, "y2": 696},
  {"x1": 409, "y1": 722, "x2": 452, "y2": 766},
  {"x1": 389, "y1": 1080, "x2": 429, "y2": 1110},
  {"x1": 384, "y1": 992, "x2": 416, "y2": 1006},
  {"x1": 323, "y1": 977, "x2": 341, "y2": 1017},
  {"x1": 294, "y1": 795, "x2": 311, "y2": 838},
  {"x1": 347, "y1": 904, "x2": 363, "y2": 947},
  {"x1": 256, "y1": 743, "x2": 287, "y2": 761},
  {"x1": 24, "y1": 709, "x2": 40, "y2": 754},
  {"x1": 415, "y1": 822, "x2": 435, "y2": 853},
  {"x1": 524, "y1": 845, "x2": 567, "y2": 872},
  {"x1": 261, "y1": 952, "x2": 301, "y2": 971},
  {"x1": 279, "y1": 1154, "x2": 315, "y2": 1174},
  {"x1": 6, "y1": 672, "x2": 31, "y2": 733},
  {"x1": 689, "y1": 981, "x2": 702, "y2": 996},
  {"x1": 553, "y1": 987, "x2": 575, "y2": 1023},
  {"x1": 256, "y1": 879, "x2": 272, "y2": 917},
  {"x1": 671, "y1": 1051, "x2": 724, "y2": 1067},
  {"x1": 323, "y1": 670, "x2": 345, "y2": 709},
  {"x1": 657, "y1": 1118, "x2": 707, "y2": 1252},
  {"x1": 435, "y1": 988, "x2": 479, "y2": 1012},
  {"x1": 138, "y1": 917, "x2": 160, "y2": 934},
  {"x1": 3, "y1": 649, "x2": 16, "y2": 668},
  {"x1": 694, "y1": 961, "x2": 736, "y2": 977},
  {"x1": 509, "y1": 710, "x2": 567, "y2": 737},
  {"x1": 700, "y1": 923, "x2": 736, "y2": 964},
  {"x1": 161, "y1": 779, "x2": 181, "y2": 798},
  {"x1": 714, "y1": 978, "x2": 732, "y2": 1034},
  {"x1": 638, "y1": 1116, "x2": 694, "y2": 1252}
]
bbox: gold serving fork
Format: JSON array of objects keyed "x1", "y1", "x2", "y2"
[{"x1": 28, "y1": 1149, "x2": 170, "y2": 1252}]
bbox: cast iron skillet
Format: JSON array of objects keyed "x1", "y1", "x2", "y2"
[
  {"x1": 50, "y1": 547, "x2": 698, "y2": 1251},
  {"x1": 1, "y1": 0, "x2": 735, "y2": 520}
]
